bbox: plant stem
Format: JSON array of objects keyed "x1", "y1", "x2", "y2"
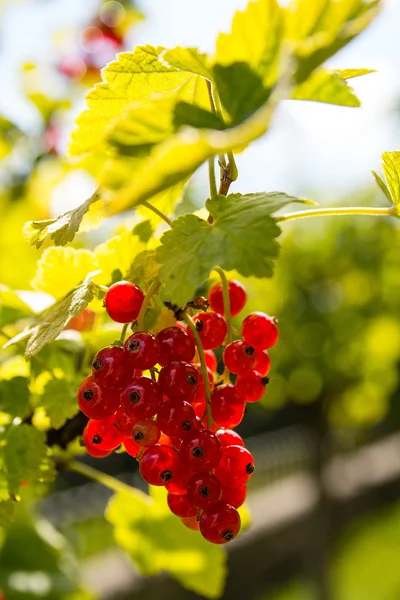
[
  {"x1": 141, "y1": 200, "x2": 172, "y2": 227},
  {"x1": 213, "y1": 267, "x2": 231, "y2": 345},
  {"x1": 120, "y1": 323, "x2": 129, "y2": 343},
  {"x1": 182, "y1": 313, "x2": 213, "y2": 430},
  {"x1": 67, "y1": 460, "x2": 137, "y2": 495},
  {"x1": 208, "y1": 158, "x2": 217, "y2": 197},
  {"x1": 98, "y1": 284, "x2": 109, "y2": 294},
  {"x1": 137, "y1": 279, "x2": 161, "y2": 331},
  {"x1": 277, "y1": 206, "x2": 396, "y2": 223},
  {"x1": 206, "y1": 80, "x2": 227, "y2": 175}
]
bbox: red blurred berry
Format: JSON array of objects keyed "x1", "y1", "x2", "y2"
[
  {"x1": 215, "y1": 445, "x2": 254, "y2": 488},
  {"x1": 200, "y1": 501, "x2": 241, "y2": 544},
  {"x1": 180, "y1": 430, "x2": 222, "y2": 472},
  {"x1": 139, "y1": 444, "x2": 178, "y2": 486},
  {"x1": 120, "y1": 377, "x2": 163, "y2": 420},
  {"x1": 92, "y1": 345, "x2": 129, "y2": 390},
  {"x1": 167, "y1": 493, "x2": 197, "y2": 518},
  {"x1": 208, "y1": 279, "x2": 247, "y2": 317},
  {"x1": 65, "y1": 308, "x2": 96, "y2": 332},
  {"x1": 157, "y1": 399, "x2": 197, "y2": 438},
  {"x1": 181, "y1": 515, "x2": 200, "y2": 531},
  {"x1": 165, "y1": 460, "x2": 194, "y2": 495},
  {"x1": 84, "y1": 440, "x2": 111, "y2": 458},
  {"x1": 253, "y1": 349, "x2": 271, "y2": 376},
  {"x1": 223, "y1": 340, "x2": 256, "y2": 375},
  {"x1": 158, "y1": 361, "x2": 200, "y2": 402},
  {"x1": 159, "y1": 432, "x2": 173, "y2": 447},
  {"x1": 113, "y1": 407, "x2": 136, "y2": 437},
  {"x1": 189, "y1": 312, "x2": 227, "y2": 350},
  {"x1": 122, "y1": 436, "x2": 141, "y2": 457},
  {"x1": 156, "y1": 326, "x2": 195, "y2": 366},
  {"x1": 187, "y1": 473, "x2": 222, "y2": 509},
  {"x1": 124, "y1": 331, "x2": 159, "y2": 370},
  {"x1": 236, "y1": 369, "x2": 268, "y2": 403},
  {"x1": 241, "y1": 312, "x2": 279, "y2": 350},
  {"x1": 220, "y1": 484, "x2": 247, "y2": 508},
  {"x1": 211, "y1": 385, "x2": 246, "y2": 428},
  {"x1": 77, "y1": 375, "x2": 119, "y2": 419},
  {"x1": 132, "y1": 419, "x2": 161, "y2": 447},
  {"x1": 84, "y1": 417, "x2": 123, "y2": 451},
  {"x1": 204, "y1": 350, "x2": 217, "y2": 372},
  {"x1": 215, "y1": 429, "x2": 245, "y2": 448},
  {"x1": 104, "y1": 281, "x2": 144, "y2": 324}
]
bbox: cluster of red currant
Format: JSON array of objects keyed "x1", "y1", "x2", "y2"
[{"x1": 76, "y1": 278, "x2": 279, "y2": 544}]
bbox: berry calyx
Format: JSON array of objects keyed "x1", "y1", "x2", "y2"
[
  {"x1": 208, "y1": 279, "x2": 247, "y2": 316},
  {"x1": 120, "y1": 377, "x2": 163, "y2": 420},
  {"x1": 104, "y1": 281, "x2": 144, "y2": 323},
  {"x1": 158, "y1": 361, "x2": 200, "y2": 402},
  {"x1": 215, "y1": 445, "x2": 255, "y2": 488},
  {"x1": 200, "y1": 501, "x2": 241, "y2": 544},
  {"x1": 156, "y1": 326, "x2": 196, "y2": 366},
  {"x1": 189, "y1": 312, "x2": 227, "y2": 350},
  {"x1": 132, "y1": 419, "x2": 161, "y2": 447},
  {"x1": 91, "y1": 345, "x2": 129, "y2": 389},
  {"x1": 157, "y1": 399, "x2": 198, "y2": 438},
  {"x1": 215, "y1": 429, "x2": 245, "y2": 448},
  {"x1": 236, "y1": 369, "x2": 269, "y2": 403},
  {"x1": 241, "y1": 312, "x2": 279, "y2": 350},
  {"x1": 139, "y1": 444, "x2": 178, "y2": 486},
  {"x1": 77, "y1": 375, "x2": 119, "y2": 419},
  {"x1": 211, "y1": 385, "x2": 246, "y2": 428},
  {"x1": 124, "y1": 331, "x2": 159, "y2": 370},
  {"x1": 223, "y1": 340, "x2": 256, "y2": 375},
  {"x1": 167, "y1": 493, "x2": 197, "y2": 518},
  {"x1": 180, "y1": 430, "x2": 222, "y2": 472},
  {"x1": 187, "y1": 473, "x2": 222, "y2": 509}
]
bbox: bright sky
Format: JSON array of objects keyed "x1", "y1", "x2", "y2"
[{"x1": 1, "y1": 0, "x2": 400, "y2": 203}]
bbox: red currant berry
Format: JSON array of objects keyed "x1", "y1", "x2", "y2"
[
  {"x1": 215, "y1": 429, "x2": 245, "y2": 448},
  {"x1": 236, "y1": 369, "x2": 268, "y2": 403},
  {"x1": 158, "y1": 361, "x2": 200, "y2": 402},
  {"x1": 204, "y1": 350, "x2": 217, "y2": 373},
  {"x1": 208, "y1": 279, "x2": 247, "y2": 317},
  {"x1": 124, "y1": 331, "x2": 159, "y2": 370},
  {"x1": 189, "y1": 312, "x2": 227, "y2": 350},
  {"x1": 104, "y1": 281, "x2": 144, "y2": 323},
  {"x1": 159, "y1": 432, "x2": 173, "y2": 447},
  {"x1": 156, "y1": 326, "x2": 196, "y2": 366},
  {"x1": 132, "y1": 419, "x2": 161, "y2": 447},
  {"x1": 139, "y1": 444, "x2": 178, "y2": 486},
  {"x1": 180, "y1": 430, "x2": 222, "y2": 472},
  {"x1": 253, "y1": 349, "x2": 271, "y2": 376},
  {"x1": 120, "y1": 377, "x2": 162, "y2": 420},
  {"x1": 157, "y1": 399, "x2": 197, "y2": 438},
  {"x1": 84, "y1": 439, "x2": 111, "y2": 458},
  {"x1": 211, "y1": 385, "x2": 246, "y2": 428},
  {"x1": 122, "y1": 436, "x2": 141, "y2": 457},
  {"x1": 223, "y1": 340, "x2": 256, "y2": 375},
  {"x1": 113, "y1": 407, "x2": 136, "y2": 437},
  {"x1": 220, "y1": 484, "x2": 247, "y2": 509},
  {"x1": 65, "y1": 308, "x2": 96, "y2": 332},
  {"x1": 181, "y1": 515, "x2": 200, "y2": 531},
  {"x1": 77, "y1": 376, "x2": 119, "y2": 419},
  {"x1": 84, "y1": 417, "x2": 123, "y2": 451},
  {"x1": 215, "y1": 445, "x2": 254, "y2": 488},
  {"x1": 92, "y1": 345, "x2": 129, "y2": 389},
  {"x1": 241, "y1": 312, "x2": 279, "y2": 350},
  {"x1": 167, "y1": 493, "x2": 197, "y2": 518},
  {"x1": 187, "y1": 473, "x2": 222, "y2": 509},
  {"x1": 165, "y1": 461, "x2": 194, "y2": 495},
  {"x1": 191, "y1": 395, "x2": 206, "y2": 419},
  {"x1": 200, "y1": 501, "x2": 241, "y2": 544}
]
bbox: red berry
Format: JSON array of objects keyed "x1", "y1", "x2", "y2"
[
  {"x1": 211, "y1": 385, "x2": 246, "y2": 428},
  {"x1": 65, "y1": 308, "x2": 96, "y2": 332},
  {"x1": 189, "y1": 312, "x2": 227, "y2": 350},
  {"x1": 241, "y1": 312, "x2": 279, "y2": 350},
  {"x1": 132, "y1": 419, "x2": 161, "y2": 447},
  {"x1": 92, "y1": 345, "x2": 129, "y2": 389},
  {"x1": 158, "y1": 361, "x2": 200, "y2": 401},
  {"x1": 124, "y1": 331, "x2": 159, "y2": 370},
  {"x1": 159, "y1": 432, "x2": 173, "y2": 447},
  {"x1": 187, "y1": 473, "x2": 222, "y2": 509},
  {"x1": 84, "y1": 417, "x2": 123, "y2": 451},
  {"x1": 58, "y1": 55, "x2": 87, "y2": 79},
  {"x1": 253, "y1": 349, "x2": 271, "y2": 376},
  {"x1": 215, "y1": 429, "x2": 244, "y2": 448},
  {"x1": 220, "y1": 484, "x2": 247, "y2": 508},
  {"x1": 165, "y1": 461, "x2": 194, "y2": 495},
  {"x1": 167, "y1": 493, "x2": 197, "y2": 518},
  {"x1": 104, "y1": 281, "x2": 144, "y2": 323},
  {"x1": 156, "y1": 327, "x2": 195, "y2": 366},
  {"x1": 204, "y1": 350, "x2": 217, "y2": 373},
  {"x1": 84, "y1": 440, "x2": 111, "y2": 458},
  {"x1": 120, "y1": 377, "x2": 162, "y2": 420},
  {"x1": 157, "y1": 399, "x2": 197, "y2": 438},
  {"x1": 215, "y1": 445, "x2": 254, "y2": 488},
  {"x1": 236, "y1": 369, "x2": 268, "y2": 403},
  {"x1": 191, "y1": 395, "x2": 206, "y2": 419},
  {"x1": 122, "y1": 436, "x2": 141, "y2": 457},
  {"x1": 139, "y1": 444, "x2": 178, "y2": 486},
  {"x1": 113, "y1": 407, "x2": 136, "y2": 437},
  {"x1": 180, "y1": 430, "x2": 222, "y2": 472},
  {"x1": 200, "y1": 501, "x2": 241, "y2": 544},
  {"x1": 208, "y1": 279, "x2": 247, "y2": 317},
  {"x1": 223, "y1": 340, "x2": 256, "y2": 375},
  {"x1": 190, "y1": 364, "x2": 213, "y2": 415},
  {"x1": 77, "y1": 375, "x2": 119, "y2": 419},
  {"x1": 181, "y1": 515, "x2": 200, "y2": 531}
]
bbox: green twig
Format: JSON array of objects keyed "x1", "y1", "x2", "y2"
[
  {"x1": 137, "y1": 279, "x2": 161, "y2": 331},
  {"x1": 120, "y1": 323, "x2": 129, "y2": 343},
  {"x1": 277, "y1": 206, "x2": 396, "y2": 223},
  {"x1": 141, "y1": 200, "x2": 172, "y2": 227},
  {"x1": 67, "y1": 460, "x2": 138, "y2": 495},
  {"x1": 213, "y1": 267, "x2": 231, "y2": 345},
  {"x1": 208, "y1": 158, "x2": 217, "y2": 198}
]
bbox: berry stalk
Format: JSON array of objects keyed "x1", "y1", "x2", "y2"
[
  {"x1": 213, "y1": 267, "x2": 232, "y2": 345},
  {"x1": 137, "y1": 279, "x2": 161, "y2": 331},
  {"x1": 182, "y1": 312, "x2": 213, "y2": 430},
  {"x1": 277, "y1": 205, "x2": 396, "y2": 223}
]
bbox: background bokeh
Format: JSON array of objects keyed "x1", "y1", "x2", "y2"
[{"x1": 1, "y1": 1, "x2": 400, "y2": 599}]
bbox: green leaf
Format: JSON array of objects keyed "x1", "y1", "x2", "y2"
[
  {"x1": 0, "y1": 500, "x2": 15, "y2": 528},
  {"x1": 106, "y1": 487, "x2": 227, "y2": 598},
  {"x1": 381, "y1": 151, "x2": 400, "y2": 206},
  {"x1": 163, "y1": 47, "x2": 213, "y2": 79},
  {"x1": 3, "y1": 279, "x2": 100, "y2": 359},
  {"x1": 2, "y1": 425, "x2": 54, "y2": 494},
  {"x1": 39, "y1": 377, "x2": 79, "y2": 429},
  {"x1": 292, "y1": 69, "x2": 360, "y2": 107},
  {"x1": 23, "y1": 191, "x2": 101, "y2": 249},
  {"x1": 0, "y1": 377, "x2": 30, "y2": 419},
  {"x1": 157, "y1": 192, "x2": 305, "y2": 306},
  {"x1": 126, "y1": 250, "x2": 160, "y2": 284},
  {"x1": 336, "y1": 68, "x2": 376, "y2": 80},
  {"x1": 132, "y1": 220, "x2": 154, "y2": 243},
  {"x1": 69, "y1": 45, "x2": 192, "y2": 157},
  {"x1": 372, "y1": 171, "x2": 392, "y2": 203},
  {"x1": 0, "y1": 286, "x2": 34, "y2": 328},
  {"x1": 173, "y1": 102, "x2": 225, "y2": 130}
]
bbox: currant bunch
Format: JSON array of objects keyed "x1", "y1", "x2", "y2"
[{"x1": 76, "y1": 277, "x2": 279, "y2": 544}]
